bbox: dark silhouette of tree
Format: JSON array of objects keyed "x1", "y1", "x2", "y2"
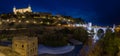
[
  {"x1": 41, "y1": 32, "x2": 68, "y2": 47},
  {"x1": 73, "y1": 27, "x2": 88, "y2": 43},
  {"x1": 97, "y1": 29, "x2": 104, "y2": 38}
]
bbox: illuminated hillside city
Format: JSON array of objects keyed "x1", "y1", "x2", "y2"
[{"x1": 0, "y1": 5, "x2": 120, "y2": 56}]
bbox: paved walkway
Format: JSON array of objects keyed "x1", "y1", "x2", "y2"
[{"x1": 38, "y1": 45, "x2": 75, "y2": 54}]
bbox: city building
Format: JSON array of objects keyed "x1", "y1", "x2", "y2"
[
  {"x1": 12, "y1": 36, "x2": 38, "y2": 56},
  {"x1": 115, "y1": 25, "x2": 120, "y2": 32},
  {"x1": 13, "y1": 5, "x2": 32, "y2": 14}
]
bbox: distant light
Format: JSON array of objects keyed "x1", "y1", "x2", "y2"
[
  {"x1": 42, "y1": 16, "x2": 46, "y2": 18},
  {"x1": 26, "y1": 20, "x2": 29, "y2": 23},
  {"x1": 58, "y1": 18, "x2": 61, "y2": 20},
  {"x1": 53, "y1": 17, "x2": 56, "y2": 19},
  {"x1": 58, "y1": 24, "x2": 61, "y2": 26},
  {"x1": 0, "y1": 21, "x2": 2, "y2": 25},
  {"x1": 18, "y1": 20, "x2": 21, "y2": 23},
  {"x1": 22, "y1": 16, "x2": 25, "y2": 18},
  {"x1": 47, "y1": 22, "x2": 50, "y2": 25},
  {"x1": 40, "y1": 21, "x2": 43, "y2": 24},
  {"x1": 68, "y1": 24, "x2": 71, "y2": 27},
  {"x1": 13, "y1": 20, "x2": 16, "y2": 22},
  {"x1": 33, "y1": 21, "x2": 37, "y2": 24},
  {"x1": 68, "y1": 19, "x2": 71, "y2": 22},
  {"x1": 75, "y1": 24, "x2": 80, "y2": 27},
  {"x1": 7, "y1": 19, "x2": 9, "y2": 22},
  {"x1": 63, "y1": 18, "x2": 65, "y2": 20}
]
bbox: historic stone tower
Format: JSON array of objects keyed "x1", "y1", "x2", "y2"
[
  {"x1": 13, "y1": 5, "x2": 32, "y2": 14},
  {"x1": 12, "y1": 36, "x2": 38, "y2": 56},
  {"x1": 87, "y1": 22, "x2": 92, "y2": 31}
]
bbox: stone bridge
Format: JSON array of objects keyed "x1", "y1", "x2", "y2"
[{"x1": 86, "y1": 22, "x2": 115, "y2": 42}]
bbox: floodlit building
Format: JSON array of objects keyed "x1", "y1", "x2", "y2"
[
  {"x1": 115, "y1": 25, "x2": 120, "y2": 32},
  {"x1": 13, "y1": 5, "x2": 32, "y2": 14},
  {"x1": 12, "y1": 36, "x2": 38, "y2": 56}
]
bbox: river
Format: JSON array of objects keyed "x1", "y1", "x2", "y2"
[{"x1": 39, "y1": 45, "x2": 83, "y2": 56}]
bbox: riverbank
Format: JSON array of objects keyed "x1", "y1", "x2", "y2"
[
  {"x1": 38, "y1": 45, "x2": 75, "y2": 54},
  {"x1": 39, "y1": 45, "x2": 83, "y2": 56}
]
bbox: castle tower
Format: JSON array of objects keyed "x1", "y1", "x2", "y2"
[
  {"x1": 12, "y1": 36, "x2": 38, "y2": 56},
  {"x1": 13, "y1": 5, "x2": 32, "y2": 14},
  {"x1": 87, "y1": 22, "x2": 92, "y2": 31},
  {"x1": 13, "y1": 6, "x2": 16, "y2": 14},
  {"x1": 112, "y1": 24, "x2": 115, "y2": 32},
  {"x1": 28, "y1": 5, "x2": 32, "y2": 12},
  {"x1": 113, "y1": 24, "x2": 115, "y2": 29}
]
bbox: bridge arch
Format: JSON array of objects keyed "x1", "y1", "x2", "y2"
[
  {"x1": 97, "y1": 29, "x2": 104, "y2": 38},
  {"x1": 93, "y1": 28, "x2": 114, "y2": 42}
]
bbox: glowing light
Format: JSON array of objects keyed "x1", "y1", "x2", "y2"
[
  {"x1": 58, "y1": 24, "x2": 61, "y2": 26},
  {"x1": 0, "y1": 21, "x2": 2, "y2": 25},
  {"x1": 18, "y1": 20, "x2": 21, "y2": 23},
  {"x1": 42, "y1": 16, "x2": 46, "y2": 18},
  {"x1": 33, "y1": 21, "x2": 37, "y2": 24},
  {"x1": 26, "y1": 20, "x2": 29, "y2": 23},
  {"x1": 63, "y1": 18, "x2": 65, "y2": 20},
  {"x1": 7, "y1": 19, "x2": 9, "y2": 22},
  {"x1": 68, "y1": 24, "x2": 71, "y2": 27},
  {"x1": 58, "y1": 18, "x2": 61, "y2": 20},
  {"x1": 47, "y1": 22, "x2": 50, "y2": 25},
  {"x1": 68, "y1": 19, "x2": 71, "y2": 21},
  {"x1": 53, "y1": 17, "x2": 56, "y2": 19},
  {"x1": 13, "y1": 20, "x2": 16, "y2": 22},
  {"x1": 40, "y1": 21, "x2": 43, "y2": 24},
  {"x1": 22, "y1": 16, "x2": 25, "y2": 18}
]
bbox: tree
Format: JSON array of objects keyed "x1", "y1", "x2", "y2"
[
  {"x1": 100, "y1": 28, "x2": 119, "y2": 56},
  {"x1": 73, "y1": 27, "x2": 88, "y2": 43},
  {"x1": 41, "y1": 31, "x2": 68, "y2": 47}
]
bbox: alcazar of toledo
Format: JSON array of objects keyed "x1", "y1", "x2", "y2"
[{"x1": 13, "y1": 5, "x2": 32, "y2": 14}]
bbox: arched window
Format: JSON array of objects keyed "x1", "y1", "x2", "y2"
[{"x1": 22, "y1": 45, "x2": 24, "y2": 48}]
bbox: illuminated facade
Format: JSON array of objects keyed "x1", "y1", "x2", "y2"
[
  {"x1": 12, "y1": 36, "x2": 38, "y2": 56},
  {"x1": 115, "y1": 27, "x2": 120, "y2": 32},
  {"x1": 13, "y1": 5, "x2": 32, "y2": 14}
]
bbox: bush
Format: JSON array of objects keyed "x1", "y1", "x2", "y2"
[{"x1": 73, "y1": 27, "x2": 88, "y2": 43}]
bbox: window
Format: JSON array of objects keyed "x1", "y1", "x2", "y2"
[
  {"x1": 22, "y1": 45, "x2": 24, "y2": 48},
  {"x1": 15, "y1": 44, "x2": 17, "y2": 47}
]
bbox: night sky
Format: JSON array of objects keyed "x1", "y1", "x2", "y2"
[{"x1": 0, "y1": 0, "x2": 120, "y2": 26}]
